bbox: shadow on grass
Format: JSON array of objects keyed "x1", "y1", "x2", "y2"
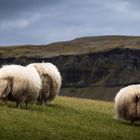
[
  {"x1": 31, "y1": 103, "x2": 79, "y2": 113},
  {"x1": 4, "y1": 102, "x2": 28, "y2": 110},
  {"x1": 0, "y1": 101, "x2": 40, "y2": 110},
  {"x1": 47, "y1": 103, "x2": 66, "y2": 108},
  {"x1": 114, "y1": 119, "x2": 140, "y2": 127},
  {"x1": 2, "y1": 101, "x2": 80, "y2": 114}
]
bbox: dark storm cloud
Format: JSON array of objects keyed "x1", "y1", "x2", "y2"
[
  {"x1": 0, "y1": 0, "x2": 60, "y2": 20},
  {"x1": 0, "y1": 0, "x2": 140, "y2": 45}
]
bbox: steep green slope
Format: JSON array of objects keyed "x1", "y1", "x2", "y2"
[{"x1": 0, "y1": 96, "x2": 139, "y2": 140}]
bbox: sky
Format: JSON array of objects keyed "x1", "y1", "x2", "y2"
[{"x1": 0, "y1": 0, "x2": 140, "y2": 46}]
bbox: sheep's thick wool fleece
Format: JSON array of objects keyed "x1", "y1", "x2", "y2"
[
  {"x1": 115, "y1": 84, "x2": 140, "y2": 120},
  {"x1": 0, "y1": 65, "x2": 42, "y2": 101}
]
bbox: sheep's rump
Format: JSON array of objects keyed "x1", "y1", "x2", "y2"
[
  {"x1": 27, "y1": 63, "x2": 62, "y2": 104},
  {"x1": 114, "y1": 85, "x2": 140, "y2": 122},
  {"x1": 0, "y1": 65, "x2": 41, "y2": 104}
]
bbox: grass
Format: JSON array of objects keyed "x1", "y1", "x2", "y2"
[{"x1": 0, "y1": 96, "x2": 139, "y2": 140}]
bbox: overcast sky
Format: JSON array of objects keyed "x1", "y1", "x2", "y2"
[{"x1": 0, "y1": 0, "x2": 140, "y2": 46}]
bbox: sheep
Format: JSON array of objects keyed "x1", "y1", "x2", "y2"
[
  {"x1": 114, "y1": 84, "x2": 140, "y2": 125},
  {"x1": 27, "y1": 62, "x2": 62, "y2": 105},
  {"x1": 0, "y1": 64, "x2": 42, "y2": 109}
]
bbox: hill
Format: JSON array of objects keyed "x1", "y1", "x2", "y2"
[
  {"x1": 0, "y1": 96, "x2": 139, "y2": 140},
  {"x1": 1, "y1": 35, "x2": 140, "y2": 101},
  {"x1": 1, "y1": 35, "x2": 140, "y2": 58}
]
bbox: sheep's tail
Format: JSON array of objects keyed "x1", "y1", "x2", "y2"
[
  {"x1": 44, "y1": 63, "x2": 62, "y2": 101},
  {"x1": 43, "y1": 63, "x2": 62, "y2": 101},
  {"x1": 47, "y1": 75, "x2": 61, "y2": 101},
  {"x1": 0, "y1": 77, "x2": 13, "y2": 99}
]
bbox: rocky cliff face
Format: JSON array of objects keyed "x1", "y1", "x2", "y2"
[{"x1": 1, "y1": 36, "x2": 140, "y2": 101}]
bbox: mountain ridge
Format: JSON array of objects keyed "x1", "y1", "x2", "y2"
[{"x1": 1, "y1": 35, "x2": 140, "y2": 58}]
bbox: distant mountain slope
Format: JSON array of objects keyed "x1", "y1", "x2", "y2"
[
  {"x1": 1, "y1": 35, "x2": 140, "y2": 58},
  {"x1": 1, "y1": 35, "x2": 140, "y2": 101}
]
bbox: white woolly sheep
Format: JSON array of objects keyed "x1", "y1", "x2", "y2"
[
  {"x1": 27, "y1": 62, "x2": 62, "y2": 105},
  {"x1": 0, "y1": 65, "x2": 42, "y2": 109},
  {"x1": 114, "y1": 85, "x2": 140, "y2": 125}
]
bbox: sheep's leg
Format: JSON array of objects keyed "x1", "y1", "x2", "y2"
[
  {"x1": 5, "y1": 99, "x2": 7, "y2": 104},
  {"x1": 3, "y1": 98, "x2": 8, "y2": 105},
  {"x1": 44, "y1": 101, "x2": 46, "y2": 106},
  {"x1": 25, "y1": 102, "x2": 28, "y2": 109},
  {"x1": 16, "y1": 102, "x2": 20, "y2": 109},
  {"x1": 44, "y1": 100, "x2": 47, "y2": 106},
  {"x1": 131, "y1": 119, "x2": 135, "y2": 126},
  {"x1": 131, "y1": 120, "x2": 133, "y2": 125}
]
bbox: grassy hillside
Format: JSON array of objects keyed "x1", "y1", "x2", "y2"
[{"x1": 0, "y1": 96, "x2": 139, "y2": 140}]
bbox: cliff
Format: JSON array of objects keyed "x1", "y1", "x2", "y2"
[{"x1": 1, "y1": 35, "x2": 140, "y2": 101}]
